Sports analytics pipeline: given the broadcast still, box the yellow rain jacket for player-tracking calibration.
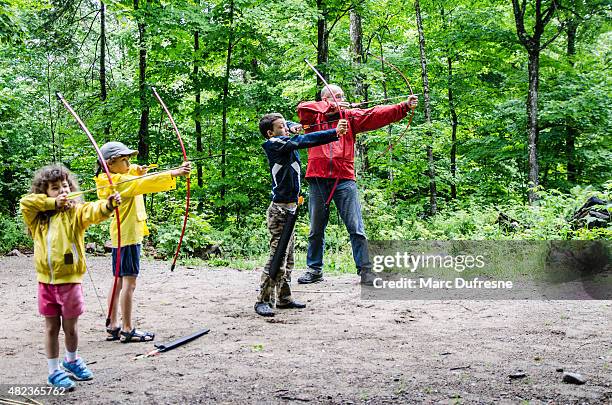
[95,165,176,247]
[20,194,113,285]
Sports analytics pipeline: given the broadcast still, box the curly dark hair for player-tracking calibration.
[30,164,80,196]
[27,165,82,229]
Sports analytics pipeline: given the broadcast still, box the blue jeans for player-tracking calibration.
[306,179,372,275]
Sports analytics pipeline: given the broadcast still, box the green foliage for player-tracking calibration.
[208,212,270,258]
[358,184,611,242]
[0,213,31,254]
[0,0,609,263]
[150,211,216,259]
[161,184,610,274]
[85,222,110,247]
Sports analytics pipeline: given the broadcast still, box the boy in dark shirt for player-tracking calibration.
[255,113,348,317]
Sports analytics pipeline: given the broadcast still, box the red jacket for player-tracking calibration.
[297,100,409,180]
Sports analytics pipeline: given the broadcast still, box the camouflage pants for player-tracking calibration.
[257,202,295,306]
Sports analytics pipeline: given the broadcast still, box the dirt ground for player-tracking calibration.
[0,255,610,404]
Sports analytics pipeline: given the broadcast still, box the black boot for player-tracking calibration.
[359,270,379,286]
[297,271,323,284]
[276,300,307,309]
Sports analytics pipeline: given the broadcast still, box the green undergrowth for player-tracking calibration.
[3,185,610,277]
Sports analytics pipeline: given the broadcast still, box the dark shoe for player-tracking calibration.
[105,327,121,341]
[298,272,323,284]
[120,328,155,343]
[276,300,306,309]
[360,270,379,286]
[254,302,274,317]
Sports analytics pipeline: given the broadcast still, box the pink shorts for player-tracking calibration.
[38,283,85,319]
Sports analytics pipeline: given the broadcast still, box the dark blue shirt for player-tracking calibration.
[262,128,338,203]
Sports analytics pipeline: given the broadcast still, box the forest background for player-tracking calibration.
[0,0,610,272]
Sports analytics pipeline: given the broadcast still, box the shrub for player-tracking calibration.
[0,213,32,254]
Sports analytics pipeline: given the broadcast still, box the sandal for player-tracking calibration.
[106,327,121,341]
[120,328,155,343]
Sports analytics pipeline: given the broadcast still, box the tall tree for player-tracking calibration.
[441,6,458,199]
[135,0,149,164]
[350,8,369,173]
[315,0,351,90]
[559,0,609,183]
[511,0,561,204]
[220,0,235,216]
[376,36,395,189]
[194,30,203,189]
[564,16,577,182]
[99,1,110,138]
[415,0,437,215]
[316,0,328,89]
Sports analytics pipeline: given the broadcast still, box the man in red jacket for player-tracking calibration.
[297,84,418,285]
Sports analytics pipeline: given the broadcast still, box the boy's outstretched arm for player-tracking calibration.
[76,192,122,229]
[271,122,347,153]
[287,121,303,134]
[96,162,191,198]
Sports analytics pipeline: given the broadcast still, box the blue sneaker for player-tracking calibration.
[47,369,76,390]
[62,358,93,381]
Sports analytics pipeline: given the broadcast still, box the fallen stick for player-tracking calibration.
[292,290,344,293]
[450,365,471,371]
[0,398,32,405]
[20,397,42,405]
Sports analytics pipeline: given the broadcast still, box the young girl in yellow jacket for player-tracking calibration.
[95,141,190,343]
[20,165,121,390]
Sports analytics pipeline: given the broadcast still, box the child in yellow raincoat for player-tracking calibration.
[21,164,121,389]
[95,141,190,343]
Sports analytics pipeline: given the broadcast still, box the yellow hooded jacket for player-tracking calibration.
[95,165,176,247]
[20,194,113,285]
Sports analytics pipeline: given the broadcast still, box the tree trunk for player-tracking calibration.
[46,55,56,162]
[511,0,558,204]
[350,9,369,173]
[448,56,458,200]
[415,0,437,215]
[135,0,149,164]
[194,30,203,189]
[442,6,458,200]
[565,19,578,182]
[220,0,235,218]
[349,10,364,97]
[316,0,328,95]
[377,37,394,190]
[100,1,110,138]
[526,50,540,203]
